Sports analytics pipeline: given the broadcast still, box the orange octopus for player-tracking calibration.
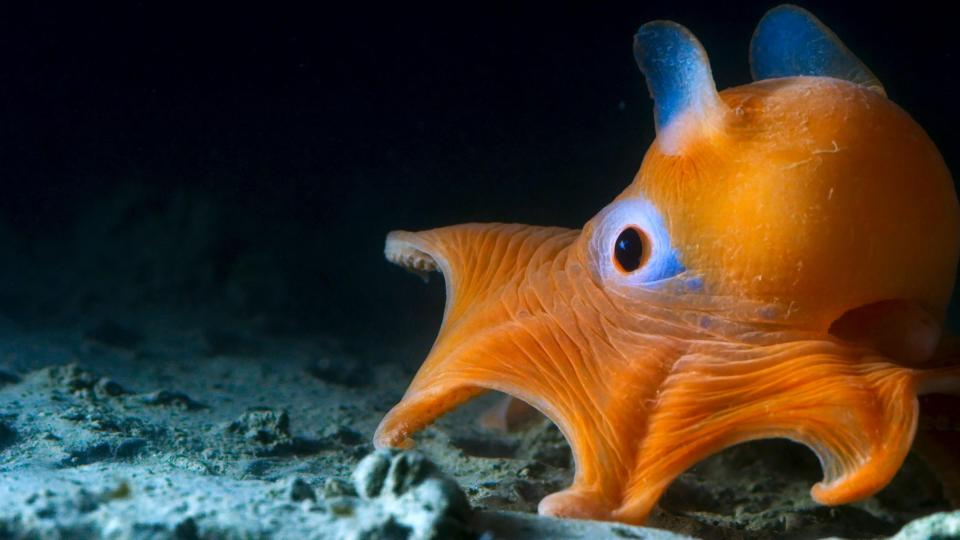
[375,5,960,524]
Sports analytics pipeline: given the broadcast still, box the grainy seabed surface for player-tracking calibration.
[0,186,955,539]
[0,320,954,539]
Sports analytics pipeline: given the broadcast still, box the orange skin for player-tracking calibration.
[375,11,960,526]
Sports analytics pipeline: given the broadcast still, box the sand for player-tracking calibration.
[0,318,954,539]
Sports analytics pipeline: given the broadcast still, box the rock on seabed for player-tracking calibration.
[890,511,960,540]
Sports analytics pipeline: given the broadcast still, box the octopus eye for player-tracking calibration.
[592,199,684,286]
[614,227,646,273]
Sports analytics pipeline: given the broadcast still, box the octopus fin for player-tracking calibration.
[750,5,886,96]
[633,21,727,155]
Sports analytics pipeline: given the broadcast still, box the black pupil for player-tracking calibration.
[615,228,644,272]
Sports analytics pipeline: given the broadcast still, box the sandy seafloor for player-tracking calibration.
[0,319,956,540]
[0,186,957,540]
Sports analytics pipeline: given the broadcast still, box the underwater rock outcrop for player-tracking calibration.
[329,448,474,540]
[890,510,960,539]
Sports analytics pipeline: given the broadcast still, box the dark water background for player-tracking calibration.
[0,1,957,357]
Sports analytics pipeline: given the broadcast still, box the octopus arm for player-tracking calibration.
[614,349,931,522]
[385,223,577,330]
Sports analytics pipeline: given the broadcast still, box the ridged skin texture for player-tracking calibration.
[376,45,960,528]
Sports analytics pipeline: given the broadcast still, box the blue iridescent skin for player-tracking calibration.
[750,5,885,95]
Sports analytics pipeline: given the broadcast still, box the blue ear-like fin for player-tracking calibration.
[750,5,885,96]
[633,21,726,155]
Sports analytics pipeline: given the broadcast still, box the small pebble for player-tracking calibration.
[322,478,356,498]
[287,477,316,502]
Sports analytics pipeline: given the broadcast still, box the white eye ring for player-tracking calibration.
[589,198,686,288]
